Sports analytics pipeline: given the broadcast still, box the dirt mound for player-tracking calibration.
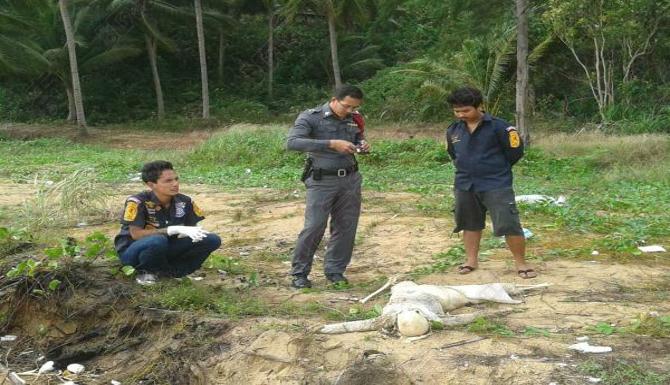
[0,262,231,385]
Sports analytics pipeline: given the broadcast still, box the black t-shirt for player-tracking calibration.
[113,191,205,254]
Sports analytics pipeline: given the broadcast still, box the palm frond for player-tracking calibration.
[0,36,51,74]
[528,34,554,65]
[151,1,194,19]
[351,44,380,57]
[343,58,384,72]
[202,8,237,28]
[80,46,142,72]
[107,0,134,13]
[140,16,176,52]
[418,79,448,99]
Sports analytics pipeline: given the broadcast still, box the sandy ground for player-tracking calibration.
[1,177,669,385]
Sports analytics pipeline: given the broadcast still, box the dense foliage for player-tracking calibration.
[1,0,669,131]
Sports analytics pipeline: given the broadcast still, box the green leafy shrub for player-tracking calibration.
[186,126,302,169]
[0,227,30,257]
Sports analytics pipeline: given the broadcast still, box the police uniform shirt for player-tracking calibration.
[286,103,361,170]
[113,191,205,254]
[446,113,524,192]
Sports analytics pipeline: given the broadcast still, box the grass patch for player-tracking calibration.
[579,359,670,385]
[589,321,621,336]
[204,254,251,275]
[522,326,551,337]
[0,137,151,182]
[144,280,269,317]
[625,313,670,337]
[0,227,31,258]
[16,169,116,234]
[535,132,669,172]
[410,245,469,277]
[467,316,515,337]
[2,127,670,261]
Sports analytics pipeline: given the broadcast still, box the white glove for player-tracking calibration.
[166,225,210,242]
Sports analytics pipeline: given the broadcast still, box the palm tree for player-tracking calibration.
[194,0,209,118]
[515,0,530,144]
[283,0,369,89]
[59,0,87,133]
[264,0,276,99]
[0,0,141,124]
[398,23,517,116]
[105,0,186,119]
[200,1,238,86]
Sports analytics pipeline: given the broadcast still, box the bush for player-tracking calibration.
[211,94,272,123]
[361,66,450,122]
[186,126,303,169]
[362,138,449,166]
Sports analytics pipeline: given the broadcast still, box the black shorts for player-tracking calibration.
[453,187,523,236]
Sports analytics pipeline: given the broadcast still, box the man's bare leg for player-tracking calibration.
[462,230,482,270]
[505,235,536,278]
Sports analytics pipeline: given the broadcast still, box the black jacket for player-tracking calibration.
[446,113,524,192]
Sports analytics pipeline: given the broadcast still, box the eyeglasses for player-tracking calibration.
[337,100,360,112]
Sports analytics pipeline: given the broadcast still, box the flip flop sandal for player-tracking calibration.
[458,265,477,275]
[517,269,537,279]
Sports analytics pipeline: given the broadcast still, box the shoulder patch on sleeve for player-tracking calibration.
[192,201,204,217]
[509,130,521,148]
[123,201,139,221]
[506,126,517,132]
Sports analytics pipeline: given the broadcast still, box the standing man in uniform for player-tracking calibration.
[287,84,370,288]
[445,86,537,279]
[114,160,221,285]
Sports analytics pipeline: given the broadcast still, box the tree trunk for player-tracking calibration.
[267,9,274,99]
[194,0,209,119]
[65,83,75,122]
[515,0,530,145]
[326,10,342,89]
[59,0,87,135]
[145,34,165,119]
[218,28,225,84]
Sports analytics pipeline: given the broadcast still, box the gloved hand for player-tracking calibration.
[166,225,209,242]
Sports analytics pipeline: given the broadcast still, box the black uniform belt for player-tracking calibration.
[317,164,358,177]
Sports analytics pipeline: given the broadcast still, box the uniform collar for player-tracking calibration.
[148,190,175,209]
[322,102,335,118]
[322,102,352,120]
[458,112,492,129]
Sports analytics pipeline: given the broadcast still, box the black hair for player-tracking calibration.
[447,86,483,108]
[334,84,364,100]
[141,160,174,183]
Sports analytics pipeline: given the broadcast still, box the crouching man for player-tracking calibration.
[114,160,221,285]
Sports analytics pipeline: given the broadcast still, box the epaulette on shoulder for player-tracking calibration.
[307,107,322,114]
[175,193,191,202]
[127,196,142,203]
[490,116,506,123]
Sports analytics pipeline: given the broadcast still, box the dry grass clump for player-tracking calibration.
[18,169,116,232]
[535,132,668,166]
[535,132,670,181]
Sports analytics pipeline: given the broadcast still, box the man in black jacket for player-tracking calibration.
[446,86,536,279]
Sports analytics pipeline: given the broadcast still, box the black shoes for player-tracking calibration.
[291,274,348,288]
[326,273,348,285]
[291,275,312,289]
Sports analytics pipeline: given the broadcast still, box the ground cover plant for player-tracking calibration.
[2,126,669,258]
[0,125,669,384]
